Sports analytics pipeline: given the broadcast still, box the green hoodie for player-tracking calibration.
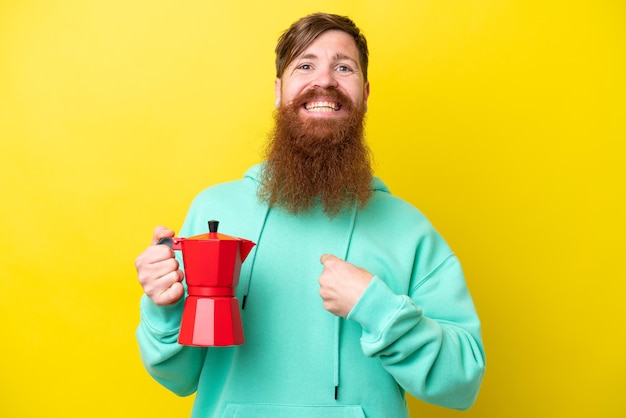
[137,164,485,417]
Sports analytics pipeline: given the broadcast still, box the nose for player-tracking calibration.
[313,67,338,89]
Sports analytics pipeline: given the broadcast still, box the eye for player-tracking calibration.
[297,64,312,70]
[336,65,353,73]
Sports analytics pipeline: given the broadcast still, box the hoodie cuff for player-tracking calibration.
[347,276,408,338]
[140,294,185,338]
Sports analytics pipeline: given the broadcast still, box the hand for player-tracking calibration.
[135,226,185,306]
[318,254,374,317]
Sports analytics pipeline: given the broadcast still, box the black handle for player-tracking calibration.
[157,237,173,248]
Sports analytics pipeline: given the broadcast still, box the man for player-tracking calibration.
[135,12,485,418]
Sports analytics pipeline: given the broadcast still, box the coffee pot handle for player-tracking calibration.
[157,237,182,250]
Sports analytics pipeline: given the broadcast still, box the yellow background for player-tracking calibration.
[1,0,624,416]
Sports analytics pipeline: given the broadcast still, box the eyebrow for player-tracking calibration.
[297,52,358,65]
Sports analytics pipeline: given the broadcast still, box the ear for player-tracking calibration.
[274,78,282,108]
[363,81,370,111]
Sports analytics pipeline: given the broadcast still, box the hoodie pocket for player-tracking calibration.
[221,403,365,418]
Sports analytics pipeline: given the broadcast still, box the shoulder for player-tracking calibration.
[362,178,451,254]
[181,164,265,237]
[190,164,262,207]
[366,177,431,227]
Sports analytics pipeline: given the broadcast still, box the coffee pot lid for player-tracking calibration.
[181,220,239,242]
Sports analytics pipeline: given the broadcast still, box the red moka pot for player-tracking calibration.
[165,220,255,346]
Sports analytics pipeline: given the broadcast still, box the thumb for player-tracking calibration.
[151,225,175,245]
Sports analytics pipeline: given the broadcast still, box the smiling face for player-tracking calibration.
[261,23,373,217]
[274,30,370,120]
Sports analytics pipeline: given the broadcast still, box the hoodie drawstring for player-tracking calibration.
[334,204,358,400]
[241,205,270,310]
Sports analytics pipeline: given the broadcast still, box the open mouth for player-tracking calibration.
[304,101,342,112]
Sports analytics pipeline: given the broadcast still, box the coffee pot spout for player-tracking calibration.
[239,239,256,261]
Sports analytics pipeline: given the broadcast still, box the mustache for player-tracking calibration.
[289,87,354,111]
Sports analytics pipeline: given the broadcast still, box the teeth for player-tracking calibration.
[305,101,340,111]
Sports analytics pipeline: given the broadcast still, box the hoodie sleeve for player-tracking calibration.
[347,253,486,410]
[136,295,207,396]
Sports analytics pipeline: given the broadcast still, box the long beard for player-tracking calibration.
[259,87,373,217]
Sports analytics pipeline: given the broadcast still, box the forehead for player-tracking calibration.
[293,30,360,64]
